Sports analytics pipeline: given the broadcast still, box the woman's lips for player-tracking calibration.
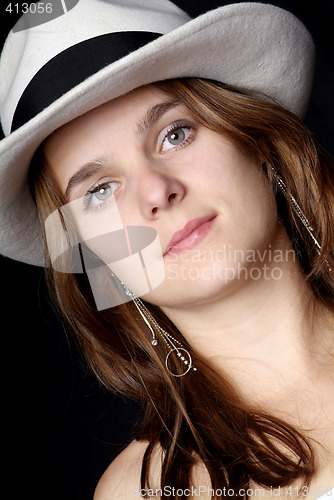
[163,215,217,256]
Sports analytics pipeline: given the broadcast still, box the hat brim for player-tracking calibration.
[0,2,314,266]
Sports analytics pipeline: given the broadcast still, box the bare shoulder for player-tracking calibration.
[93,439,152,500]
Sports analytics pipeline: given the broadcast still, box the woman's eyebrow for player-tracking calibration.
[65,160,106,200]
[136,99,180,134]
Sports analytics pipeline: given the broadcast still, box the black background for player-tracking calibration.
[1,1,333,499]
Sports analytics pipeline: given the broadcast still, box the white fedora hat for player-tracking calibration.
[0,0,314,266]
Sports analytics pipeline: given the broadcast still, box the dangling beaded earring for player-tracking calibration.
[120,282,197,377]
[271,168,321,251]
[271,166,332,273]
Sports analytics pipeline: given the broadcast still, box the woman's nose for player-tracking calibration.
[133,164,185,219]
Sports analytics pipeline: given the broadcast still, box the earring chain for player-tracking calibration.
[121,283,197,376]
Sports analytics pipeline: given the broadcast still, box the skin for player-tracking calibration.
[43,85,334,498]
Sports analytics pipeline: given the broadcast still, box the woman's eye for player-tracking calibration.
[160,125,193,152]
[93,184,113,202]
[84,181,120,211]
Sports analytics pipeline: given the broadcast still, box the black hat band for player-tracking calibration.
[11,31,161,133]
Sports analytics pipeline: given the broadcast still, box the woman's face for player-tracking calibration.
[43,84,281,310]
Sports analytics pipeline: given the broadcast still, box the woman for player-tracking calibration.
[0,0,333,498]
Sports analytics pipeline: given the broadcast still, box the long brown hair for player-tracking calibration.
[32,78,334,497]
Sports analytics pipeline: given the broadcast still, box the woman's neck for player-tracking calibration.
[161,233,334,418]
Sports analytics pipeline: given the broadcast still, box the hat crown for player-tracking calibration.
[0,0,190,136]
